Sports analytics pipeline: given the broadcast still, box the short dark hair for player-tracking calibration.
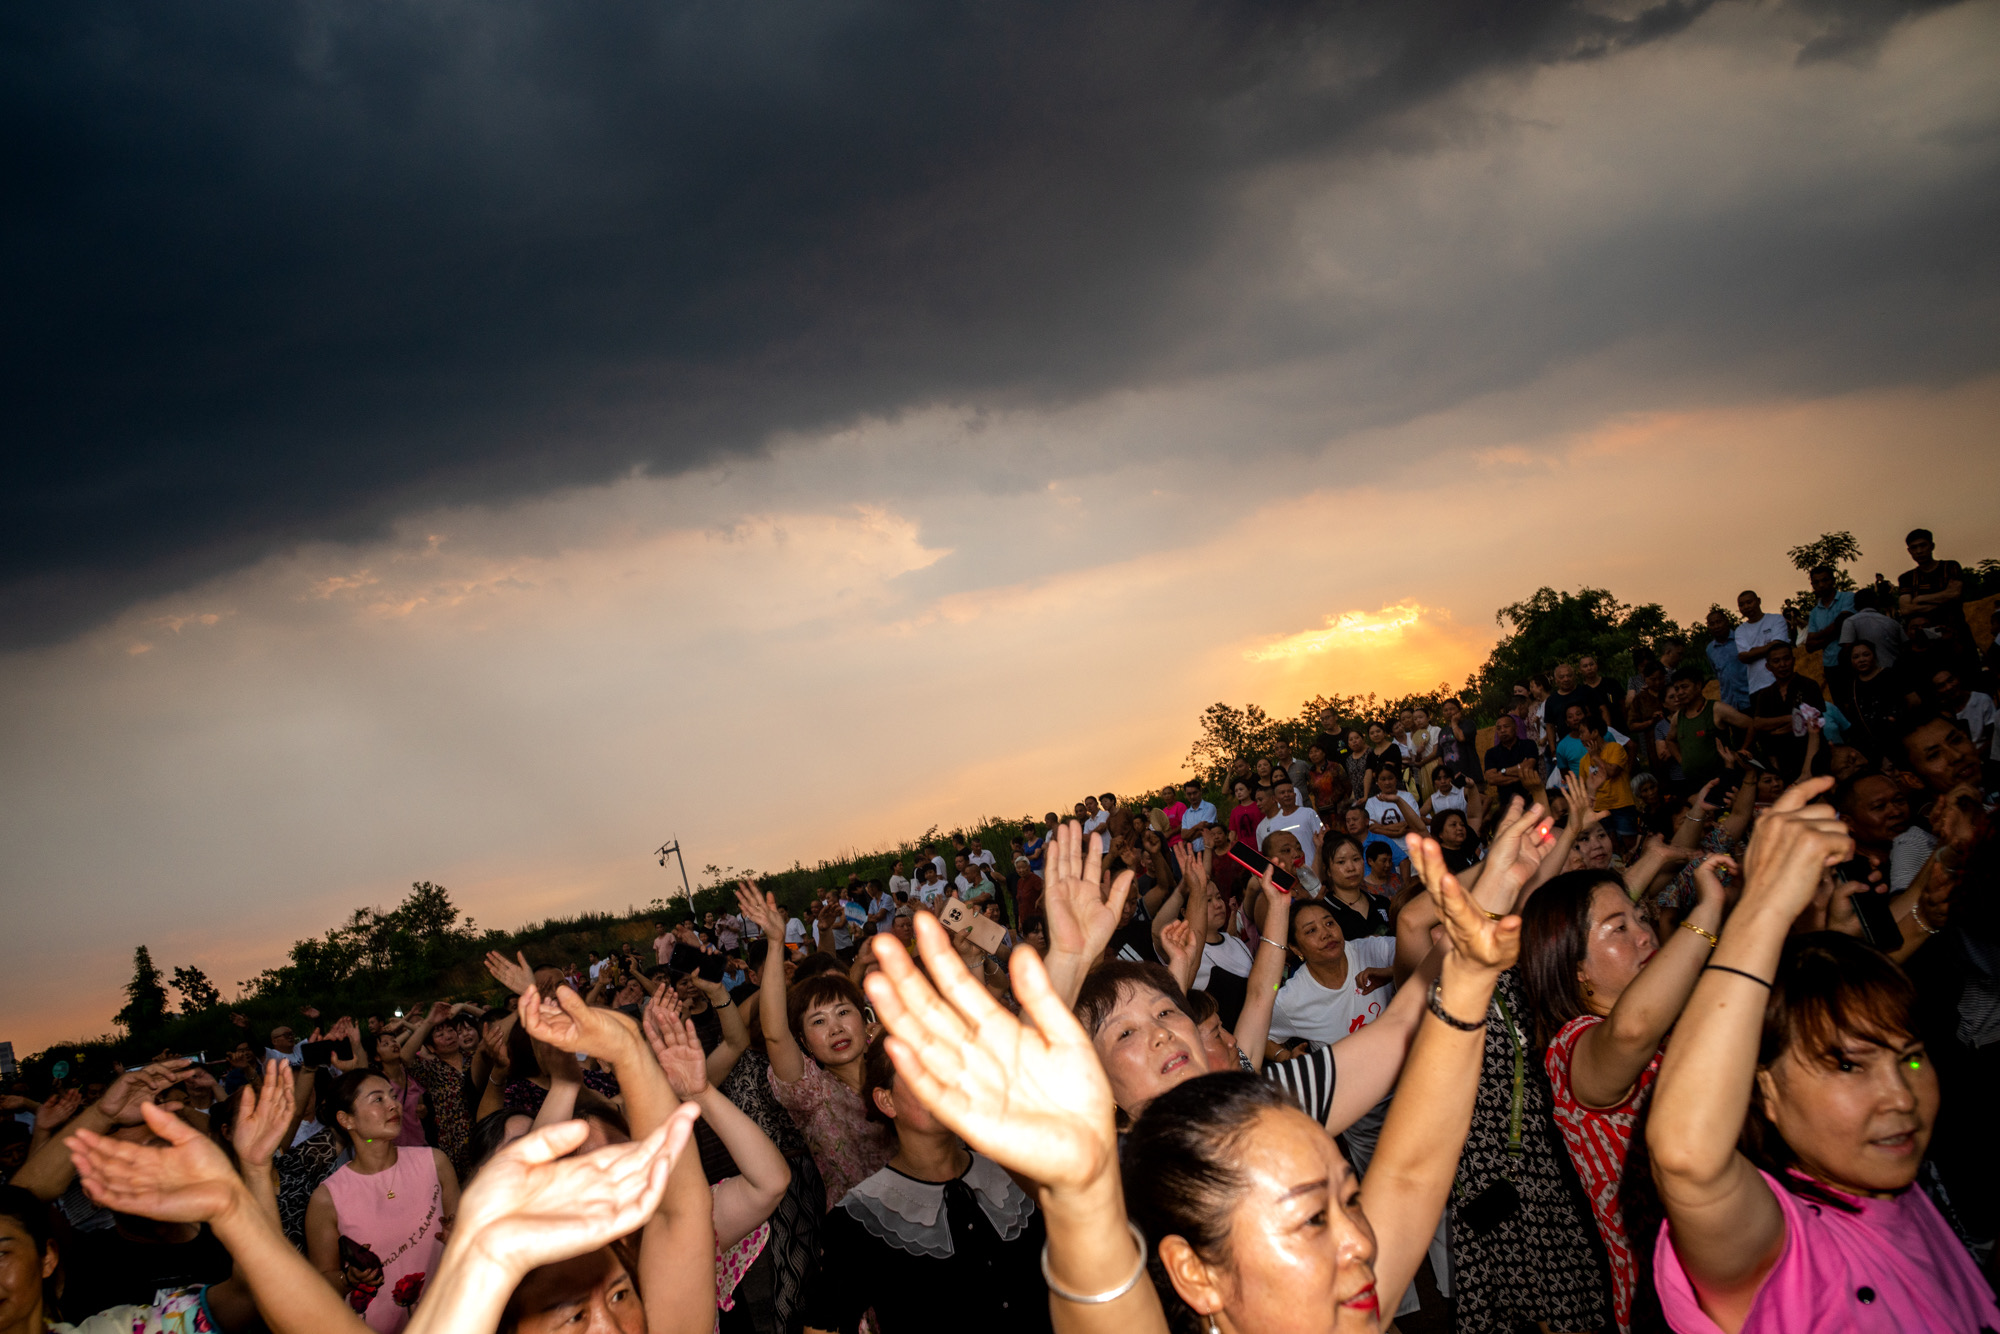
[1809,563,1836,579]
[786,972,869,1049]
[1073,961,1191,1041]
[1906,528,1933,544]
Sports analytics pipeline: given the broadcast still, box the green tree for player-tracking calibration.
[169,964,221,1016]
[1781,530,1862,629]
[115,946,170,1039]
[1462,587,1678,721]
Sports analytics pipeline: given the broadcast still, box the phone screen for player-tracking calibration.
[1224,843,1299,895]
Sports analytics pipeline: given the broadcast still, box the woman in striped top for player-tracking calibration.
[1520,855,1728,1333]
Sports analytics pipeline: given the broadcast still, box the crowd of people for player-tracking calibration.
[3,527,1998,1334]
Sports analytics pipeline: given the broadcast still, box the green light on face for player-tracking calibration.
[1906,1056,1924,1071]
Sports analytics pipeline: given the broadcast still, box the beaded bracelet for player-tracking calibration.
[1427,979,1488,1031]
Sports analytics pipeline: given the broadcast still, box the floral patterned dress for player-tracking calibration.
[767,1056,895,1210]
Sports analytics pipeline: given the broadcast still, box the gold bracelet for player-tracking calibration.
[1680,919,1719,949]
[1479,906,1504,922]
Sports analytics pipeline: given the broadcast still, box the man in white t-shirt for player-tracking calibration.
[913,864,946,907]
[783,913,807,954]
[1255,780,1324,868]
[1268,902,1397,1046]
[966,839,997,871]
[1838,590,1906,669]
[1732,590,1792,695]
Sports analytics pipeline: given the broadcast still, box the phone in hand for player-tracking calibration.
[1222,842,1300,896]
[937,898,1010,953]
[1835,858,1901,951]
[301,1038,352,1066]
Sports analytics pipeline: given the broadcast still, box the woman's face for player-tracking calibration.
[431,1020,462,1057]
[1367,723,1386,745]
[1755,771,1786,805]
[510,1248,645,1334]
[1206,893,1230,934]
[1291,905,1348,968]
[1308,746,1326,767]
[1365,849,1393,881]
[1024,922,1048,953]
[1575,882,1658,1011]
[1438,814,1467,849]
[1759,1027,1936,1199]
[1850,642,1877,674]
[1256,759,1274,782]
[1171,1107,1381,1333]
[800,996,869,1068]
[0,1215,55,1328]
[340,1076,402,1143]
[1092,983,1205,1116]
[1346,731,1364,752]
[1577,824,1615,871]
[1234,781,1253,804]
[375,1030,402,1063]
[1842,775,1911,846]
[1194,1015,1239,1072]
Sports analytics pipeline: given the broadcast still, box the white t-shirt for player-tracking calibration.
[1734,613,1792,694]
[1192,933,1256,993]
[1268,936,1398,1045]
[915,880,945,907]
[1365,794,1418,835]
[1839,608,1906,669]
[1954,691,1996,751]
[784,917,807,947]
[968,849,997,869]
[1256,806,1324,858]
[1428,788,1468,815]
[889,873,912,898]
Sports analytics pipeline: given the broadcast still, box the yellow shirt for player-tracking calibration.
[1586,741,1636,811]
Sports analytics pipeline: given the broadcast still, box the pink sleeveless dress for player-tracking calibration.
[324,1149,447,1333]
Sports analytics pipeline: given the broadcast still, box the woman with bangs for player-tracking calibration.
[736,882,894,1209]
[1646,778,1999,1333]
[860,829,1519,1334]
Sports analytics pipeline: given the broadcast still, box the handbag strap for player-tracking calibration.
[1492,989,1526,1161]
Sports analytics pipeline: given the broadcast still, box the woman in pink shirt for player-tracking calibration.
[1646,779,1999,1334]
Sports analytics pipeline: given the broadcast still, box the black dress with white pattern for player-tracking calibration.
[1448,968,1612,1334]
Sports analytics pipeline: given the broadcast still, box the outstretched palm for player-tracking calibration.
[454,1113,697,1277]
[233,1060,297,1167]
[485,950,536,996]
[1039,820,1131,961]
[865,915,1116,1192]
[1465,798,1550,918]
[733,882,787,940]
[69,1102,237,1224]
[1406,835,1520,973]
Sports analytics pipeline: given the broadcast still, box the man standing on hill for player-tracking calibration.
[1898,527,1975,663]
[1256,779,1324,870]
[1704,607,1752,710]
[1178,778,1216,853]
[1732,589,1791,695]
[1801,563,1856,672]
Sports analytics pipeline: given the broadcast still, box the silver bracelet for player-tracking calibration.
[1041,1220,1148,1304]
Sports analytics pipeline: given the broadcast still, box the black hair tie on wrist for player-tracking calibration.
[1703,963,1772,988]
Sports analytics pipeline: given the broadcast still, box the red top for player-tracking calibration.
[1546,1013,1660,1334]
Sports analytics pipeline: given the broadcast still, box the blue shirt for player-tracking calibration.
[1706,635,1752,710]
[1805,590,1856,671]
[1555,735,1587,776]
[1181,799,1217,851]
[1024,834,1048,875]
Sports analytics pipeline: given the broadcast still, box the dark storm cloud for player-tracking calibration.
[0,0,1969,645]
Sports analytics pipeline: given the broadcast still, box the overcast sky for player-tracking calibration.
[5,0,1999,1053]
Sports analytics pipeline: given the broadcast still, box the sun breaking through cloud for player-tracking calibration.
[1244,603,1426,662]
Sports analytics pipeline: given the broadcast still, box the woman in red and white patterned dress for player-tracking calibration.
[1520,855,1728,1334]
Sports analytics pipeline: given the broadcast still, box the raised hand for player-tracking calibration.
[641,1006,708,1102]
[733,882,787,940]
[425,1000,455,1027]
[517,983,635,1062]
[233,1060,298,1168]
[1406,834,1521,975]
[1691,852,1737,910]
[1465,798,1552,916]
[34,1088,82,1133]
[1156,918,1198,988]
[97,1059,196,1126]
[450,1112,698,1278]
[864,914,1117,1193]
[1039,819,1133,965]
[69,1101,239,1223]
[1563,769,1605,829]
[1736,777,1851,922]
[484,950,536,996]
